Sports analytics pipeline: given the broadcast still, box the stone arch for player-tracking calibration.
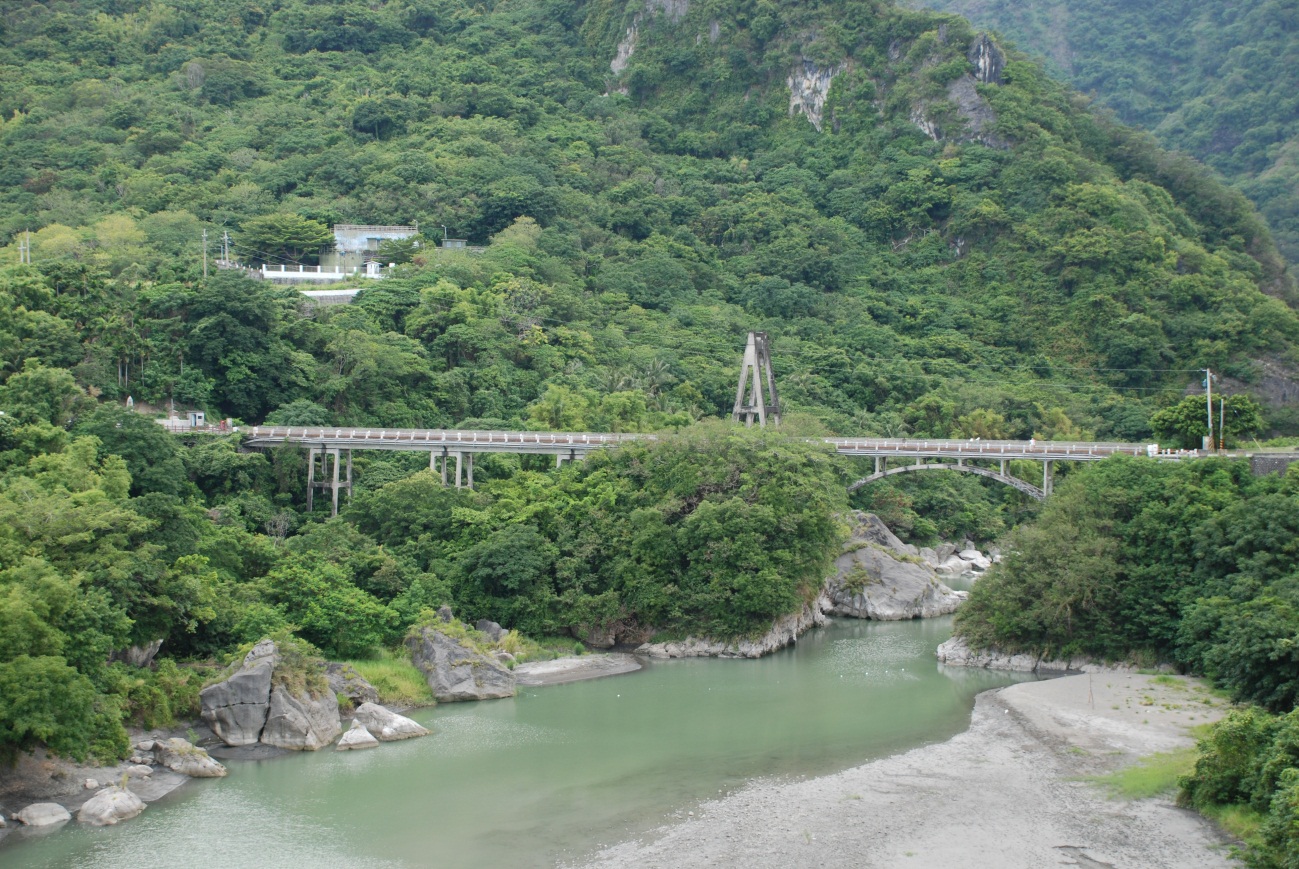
[847,462,1045,500]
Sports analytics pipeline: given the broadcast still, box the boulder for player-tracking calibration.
[200,639,277,746]
[125,765,153,778]
[261,684,342,751]
[336,722,380,751]
[77,786,146,827]
[14,803,71,827]
[827,515,963,620]
[475,619,506,642]
[959,549,992,571]
[154,738,228,777]
[326,662,380,708]
[352,702,430,741]
[406,627,516,702]
[83,779,100,790]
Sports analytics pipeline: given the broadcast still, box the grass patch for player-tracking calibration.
[343,651,434,707]
[1089,747,1199,799]
[1200,802,1264,846]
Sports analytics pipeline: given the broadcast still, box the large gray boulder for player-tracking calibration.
[326,662,379,708]
[352,702,430,741]
[200,639,276,746]
[14,803,70,827]
[77,786,146,826]
[336,721,380,751]
[826,513,964,620]
[406,627,516,702]
[261,684,342,751]
[154,738,227,777]
[201,639,342,750]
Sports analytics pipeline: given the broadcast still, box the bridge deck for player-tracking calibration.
[234,426,1178,462]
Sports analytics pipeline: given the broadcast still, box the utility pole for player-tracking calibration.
[202,228,208,278]
[223,230,231,264]
[732,331,780,427]
[1204,369,1214,452]
[1219,396,1226,451]
[17,230,31,264]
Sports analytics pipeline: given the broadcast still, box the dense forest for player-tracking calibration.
[913,0,1299,266]
[1,4,1298,857]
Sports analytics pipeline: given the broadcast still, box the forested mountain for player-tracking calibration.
[912,0,1299,266]
[2,0,1299,764]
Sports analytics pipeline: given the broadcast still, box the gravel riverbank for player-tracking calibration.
[572,673,1234,869]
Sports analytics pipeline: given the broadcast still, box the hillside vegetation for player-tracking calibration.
[0,0,1298,769]
[914,0,1299,266]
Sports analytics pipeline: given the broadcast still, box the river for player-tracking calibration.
[1,616,1032,869]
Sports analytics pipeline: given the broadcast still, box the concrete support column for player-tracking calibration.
[874,456,881,475]
[306,447,316,513]
[556,453,564,468]
[454,451,463,488]
[466,452,474,489]
[440,449,448,487]
[346,450,353,506]
[1043,460,1054,497]
[331,448,341,517]
[1000,459,1007,476]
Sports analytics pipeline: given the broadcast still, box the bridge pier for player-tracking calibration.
[306,447,352,517]
[1043,460,1054,497]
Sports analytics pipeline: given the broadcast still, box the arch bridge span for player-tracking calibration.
[176,425,1178,514]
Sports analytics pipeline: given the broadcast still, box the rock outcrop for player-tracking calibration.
[200,639,277,746]
[154,738,228,777]
[787,60,843,132]
[262,684,342,751]
[200,639,342,750]
[77,786,145,826]
[825,513,965,620]
[407,627,517,702]
[336,722,380,751]
[635,597,829,659]
[326,662,379,708]
[352,702,430,741]
[14,803,71,826]
[935,636,1156,674]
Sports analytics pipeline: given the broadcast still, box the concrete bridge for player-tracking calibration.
[235,426,1179,515]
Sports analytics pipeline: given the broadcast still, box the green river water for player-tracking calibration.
[1,615,1031,869]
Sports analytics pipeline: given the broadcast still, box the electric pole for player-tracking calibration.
[17,230,31,264]
[1204,369,1214,452]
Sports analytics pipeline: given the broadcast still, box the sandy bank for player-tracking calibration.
[571,673,1234,869]
[514,653,642,686]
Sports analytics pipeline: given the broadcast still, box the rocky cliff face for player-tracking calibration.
[825,513,966,620]
[935,636,1156,674]
[787,60,843,132]
[635,596,830,659]
[406,627,517,701]
[200,639,342,750]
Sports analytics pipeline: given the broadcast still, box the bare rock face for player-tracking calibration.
[635,597,829,659]
[326,662,380,708]
[352,703,430,741]
[969,33,1006,85]
[262,684,342,751]
[14,803,71,827]
[936,636,1149,675]
[200,639,277,746]
[77,786,146,826]
[201,639,342,750]
[406,627,516,702]
[155,738,228,777]
[336,721,380,751]
[825,513,964,621]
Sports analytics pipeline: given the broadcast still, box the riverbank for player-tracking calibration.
[571,673,1234,868]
